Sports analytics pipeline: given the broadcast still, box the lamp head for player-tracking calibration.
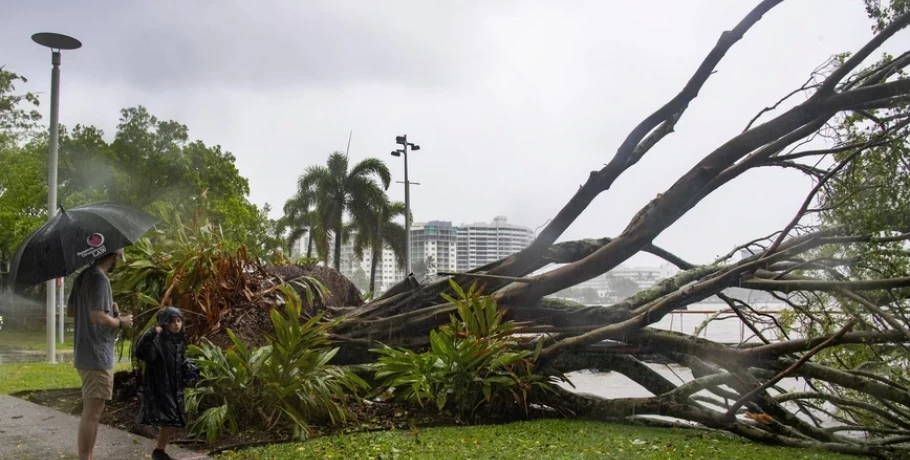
[32,33,82,50]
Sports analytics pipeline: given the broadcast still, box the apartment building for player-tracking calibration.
[410,221,458,277]
[455,216,534,271]
[338,231,405,294]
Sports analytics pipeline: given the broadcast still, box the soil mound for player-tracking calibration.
[207,263,363,349]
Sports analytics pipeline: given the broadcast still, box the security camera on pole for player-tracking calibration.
[391,135,420,276]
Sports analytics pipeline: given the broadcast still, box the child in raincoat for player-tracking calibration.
[135,307,198,460]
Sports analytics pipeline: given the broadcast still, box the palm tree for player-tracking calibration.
[281,190,332,262]
[298,152,391,270]
[352,198,407,293]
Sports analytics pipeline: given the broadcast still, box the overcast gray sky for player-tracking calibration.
[3,0,904,266]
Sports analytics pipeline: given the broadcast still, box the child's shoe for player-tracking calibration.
[152,448,175,460]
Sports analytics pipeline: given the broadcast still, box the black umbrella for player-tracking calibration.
[7,201,160,289]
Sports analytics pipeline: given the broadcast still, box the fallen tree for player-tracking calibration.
[102,1,910,455]
[316,1,910,456]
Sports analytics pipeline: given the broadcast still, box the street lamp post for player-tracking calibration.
[32,32,82,364]
[391,135,420,276]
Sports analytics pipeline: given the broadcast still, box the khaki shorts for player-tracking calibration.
[77,368,114,401]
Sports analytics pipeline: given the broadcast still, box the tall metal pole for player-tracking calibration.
[45,50,61,363]
[32,32,80,364]
[403,137,411,275]
[58,278,64,344]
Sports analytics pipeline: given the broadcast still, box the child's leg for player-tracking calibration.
[157,426,175,450]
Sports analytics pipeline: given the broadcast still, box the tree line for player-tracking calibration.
[1,64,410,297]
[0,69,280,272]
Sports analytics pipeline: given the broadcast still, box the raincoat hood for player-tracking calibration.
[156,306,183,329]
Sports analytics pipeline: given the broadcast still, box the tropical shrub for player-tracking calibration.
[372,280,565,421]
[111,205,327,347]
[185,285,368,442]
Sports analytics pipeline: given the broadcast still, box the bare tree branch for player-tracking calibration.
[725,320,857,417]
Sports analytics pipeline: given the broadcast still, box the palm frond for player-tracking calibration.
[349,157,392,190]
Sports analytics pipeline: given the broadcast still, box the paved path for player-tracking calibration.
[0,394,209,459]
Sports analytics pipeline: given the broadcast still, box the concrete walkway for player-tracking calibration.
[0,394,209,459]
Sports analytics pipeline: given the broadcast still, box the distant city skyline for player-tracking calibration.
[292,216,535,294]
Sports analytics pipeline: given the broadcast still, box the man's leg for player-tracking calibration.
[78,398,105,460]
[156,426,175,450]
[77,368,113,460]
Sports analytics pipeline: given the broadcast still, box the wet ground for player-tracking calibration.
[0,393,209,459]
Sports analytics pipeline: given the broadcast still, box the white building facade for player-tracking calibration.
[288,216,535,295]
[455,216,534,271]
[339,231,405,294]
[410,221,458,277]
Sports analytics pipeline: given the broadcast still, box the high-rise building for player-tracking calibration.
[338,231,405,294]
[410,221,458,278]
[291,216,533,293]
[455,216,534,271]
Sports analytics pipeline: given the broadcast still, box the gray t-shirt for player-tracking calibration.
[71,266,117,370]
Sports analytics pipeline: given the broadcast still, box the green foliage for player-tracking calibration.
[372,280,564,421]
[112,207,327,348]
[217,418,854,460]
[186,286,368,443]
[0,362,131,395]
[1,96,278,264]
[0,147,46,266]
[790,6,910,432]
[0,66,41,148]
[0,67,45,266]
[295,256,321,266]
[864,0,910,32]
[297,152,392,270]
[350,198,407,291]
[111,206,236,306]
[276,190,331,262]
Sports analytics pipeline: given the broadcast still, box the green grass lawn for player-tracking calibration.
[0,329,132,355]
[0,329,76,351]
[0,361,132,394]
[216,419,860,460]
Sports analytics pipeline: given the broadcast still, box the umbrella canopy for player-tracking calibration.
[7,201,160,289]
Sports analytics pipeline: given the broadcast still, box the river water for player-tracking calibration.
[556,302,856,432]
[560,302,799,400]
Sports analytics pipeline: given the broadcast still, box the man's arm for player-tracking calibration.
[84,273,133,329]
[89,310,123,329]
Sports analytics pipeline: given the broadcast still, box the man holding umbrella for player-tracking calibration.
[70,248,133,460]
[7,201,159,459]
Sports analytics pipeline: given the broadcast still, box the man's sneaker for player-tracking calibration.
[152,449,175,460]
